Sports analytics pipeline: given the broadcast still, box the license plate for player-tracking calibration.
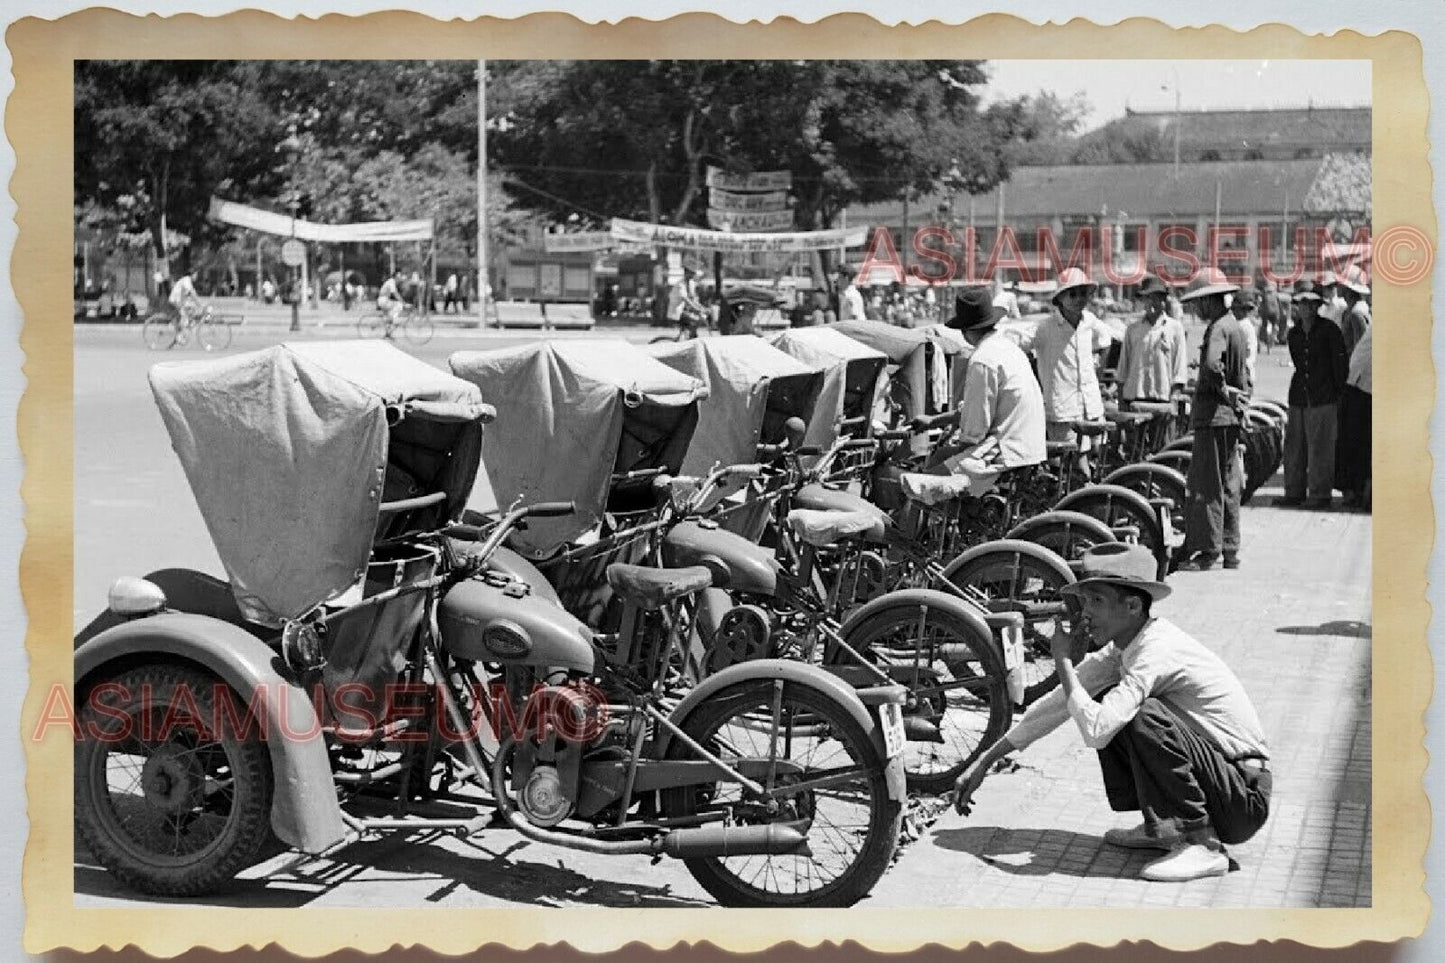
[1001,622,1024,672]
[879,703,905,758]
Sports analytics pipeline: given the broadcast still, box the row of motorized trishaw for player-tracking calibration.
[73,318,1287,907]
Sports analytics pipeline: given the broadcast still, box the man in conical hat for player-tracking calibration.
[1176,267,1250,571]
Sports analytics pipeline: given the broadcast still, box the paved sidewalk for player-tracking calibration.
[872,478,1372,908]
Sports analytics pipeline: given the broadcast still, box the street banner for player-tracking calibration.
[708,187,790,213]
[610,218,866,253]
[705,166,792,192]
[706,208,796,232]
[542,231,617,253]
[208,197,433,242]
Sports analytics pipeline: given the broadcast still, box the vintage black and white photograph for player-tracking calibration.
[67,53,1375,917]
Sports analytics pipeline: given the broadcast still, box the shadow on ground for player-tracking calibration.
[928,826,1156,878]
[1275,620,1372,638]
[76,829,710,908]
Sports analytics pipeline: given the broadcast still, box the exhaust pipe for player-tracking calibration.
[662,822,812,859]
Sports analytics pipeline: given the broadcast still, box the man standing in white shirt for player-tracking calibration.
[1014,268,1113,473]
[953,543,1271,882]
[837,264,866,322]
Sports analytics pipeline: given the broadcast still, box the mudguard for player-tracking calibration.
[659,658,906,803]
[837,587,1002,671]
[1004,510,1117,550]
[74,612,348,854]
[1056,484,1165,545]
[941,537,1077,589]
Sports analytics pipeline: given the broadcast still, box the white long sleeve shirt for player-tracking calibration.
[1005,616,1269,762]
[1014,309,1112,422]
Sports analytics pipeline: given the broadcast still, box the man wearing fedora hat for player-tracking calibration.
[919,286,1046,484]
[953,543,1271,882]
[1279,279,1349,509]
[1176,268,1251,571]
[1115,274,1189,410]
[1014,267,1114,472]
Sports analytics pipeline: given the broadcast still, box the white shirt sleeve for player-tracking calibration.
[1065,632,1172,749]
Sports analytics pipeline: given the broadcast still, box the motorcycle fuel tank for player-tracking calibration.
[663,519,780,597]
[438,577,595,673]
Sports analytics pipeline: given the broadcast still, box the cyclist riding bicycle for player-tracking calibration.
[666,266,706,336]
[167,272,202,327]
[376,269,407,330]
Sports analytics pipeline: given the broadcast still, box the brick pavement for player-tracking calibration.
[872,473,1372,908]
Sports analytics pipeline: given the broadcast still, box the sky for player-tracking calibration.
[981,60,1371,130]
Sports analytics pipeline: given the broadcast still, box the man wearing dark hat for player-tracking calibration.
[921,286,1046,481]
[952,543,1271,882]
[1115,274,1188,408]
[1176,269,1251,571]
[1279,279,1349,509]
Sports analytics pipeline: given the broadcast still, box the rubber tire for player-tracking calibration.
[944,542,1076,707]
[842,601,1011,794]
[660,679,901,907]
[357,315,387,339]
[1104,463,1188,531]
[142,315,178,351]
[403,315,435,346]
[1147,449,1193,476]
[75,663,274,897]
[1057,484,1167,574]
[198,318,232,352]
[1006,510,1117,563]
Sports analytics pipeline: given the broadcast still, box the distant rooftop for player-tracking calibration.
[1122,104,1370,155]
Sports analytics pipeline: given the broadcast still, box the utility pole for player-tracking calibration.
[477,59,489,319]
[1172,66,1182,177]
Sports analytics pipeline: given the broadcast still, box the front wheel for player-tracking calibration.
[402,314,434,345]
[842,602,1011,794]
[142,315,178,351]
[944,541,1076,707]
[660,679,901,907]
[75,664,274,896]
[197,317,232,352]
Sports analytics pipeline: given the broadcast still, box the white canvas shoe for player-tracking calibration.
[1139,843,1230,882]
[1103,821,1181,851]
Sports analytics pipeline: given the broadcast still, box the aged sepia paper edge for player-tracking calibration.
[13,9,1432,955]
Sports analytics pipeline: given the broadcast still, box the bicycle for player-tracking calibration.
[142,303,233,352]
[649,306,707,344]
[358,304,435,345]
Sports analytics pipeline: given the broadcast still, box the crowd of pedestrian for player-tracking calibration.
[934,260,1370,885]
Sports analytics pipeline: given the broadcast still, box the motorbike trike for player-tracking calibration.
[74,341,906,908]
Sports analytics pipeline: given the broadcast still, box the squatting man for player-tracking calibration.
[951,543,1272,882]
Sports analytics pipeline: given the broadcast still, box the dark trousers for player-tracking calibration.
[1184,424,1242,559]
[1284,403,1339,501]
[1097,698,1271,845]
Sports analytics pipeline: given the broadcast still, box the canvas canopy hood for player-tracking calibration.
[149,341,491,625]
[645,335,823,476]
[828,320,950,419]
[450,340,706,557]
[769,327,887,448]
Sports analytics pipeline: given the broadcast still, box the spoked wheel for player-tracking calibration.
[75,664,274,896]
[842,602,1011,794]
[403,314,435,345]
[1104,463,1188,534]
[945,541,1076,707]
[661,679,901,907]
[357,315,388,339]
[1006,510,1117,565]
[142,315,178,351]
[1057,484,1167,566]
[197,317,232,352]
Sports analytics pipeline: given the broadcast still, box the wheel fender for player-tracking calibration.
[1002,511,1117,549]
[74,612,348,854]
[1103,463,1189,497]
[838,587,1001,679]
[940,537,1077,588]
[660,658,906,803]
[1056,484,1165,546]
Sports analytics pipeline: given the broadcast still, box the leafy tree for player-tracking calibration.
[74,61,285,268]
[490,60,1008,232]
